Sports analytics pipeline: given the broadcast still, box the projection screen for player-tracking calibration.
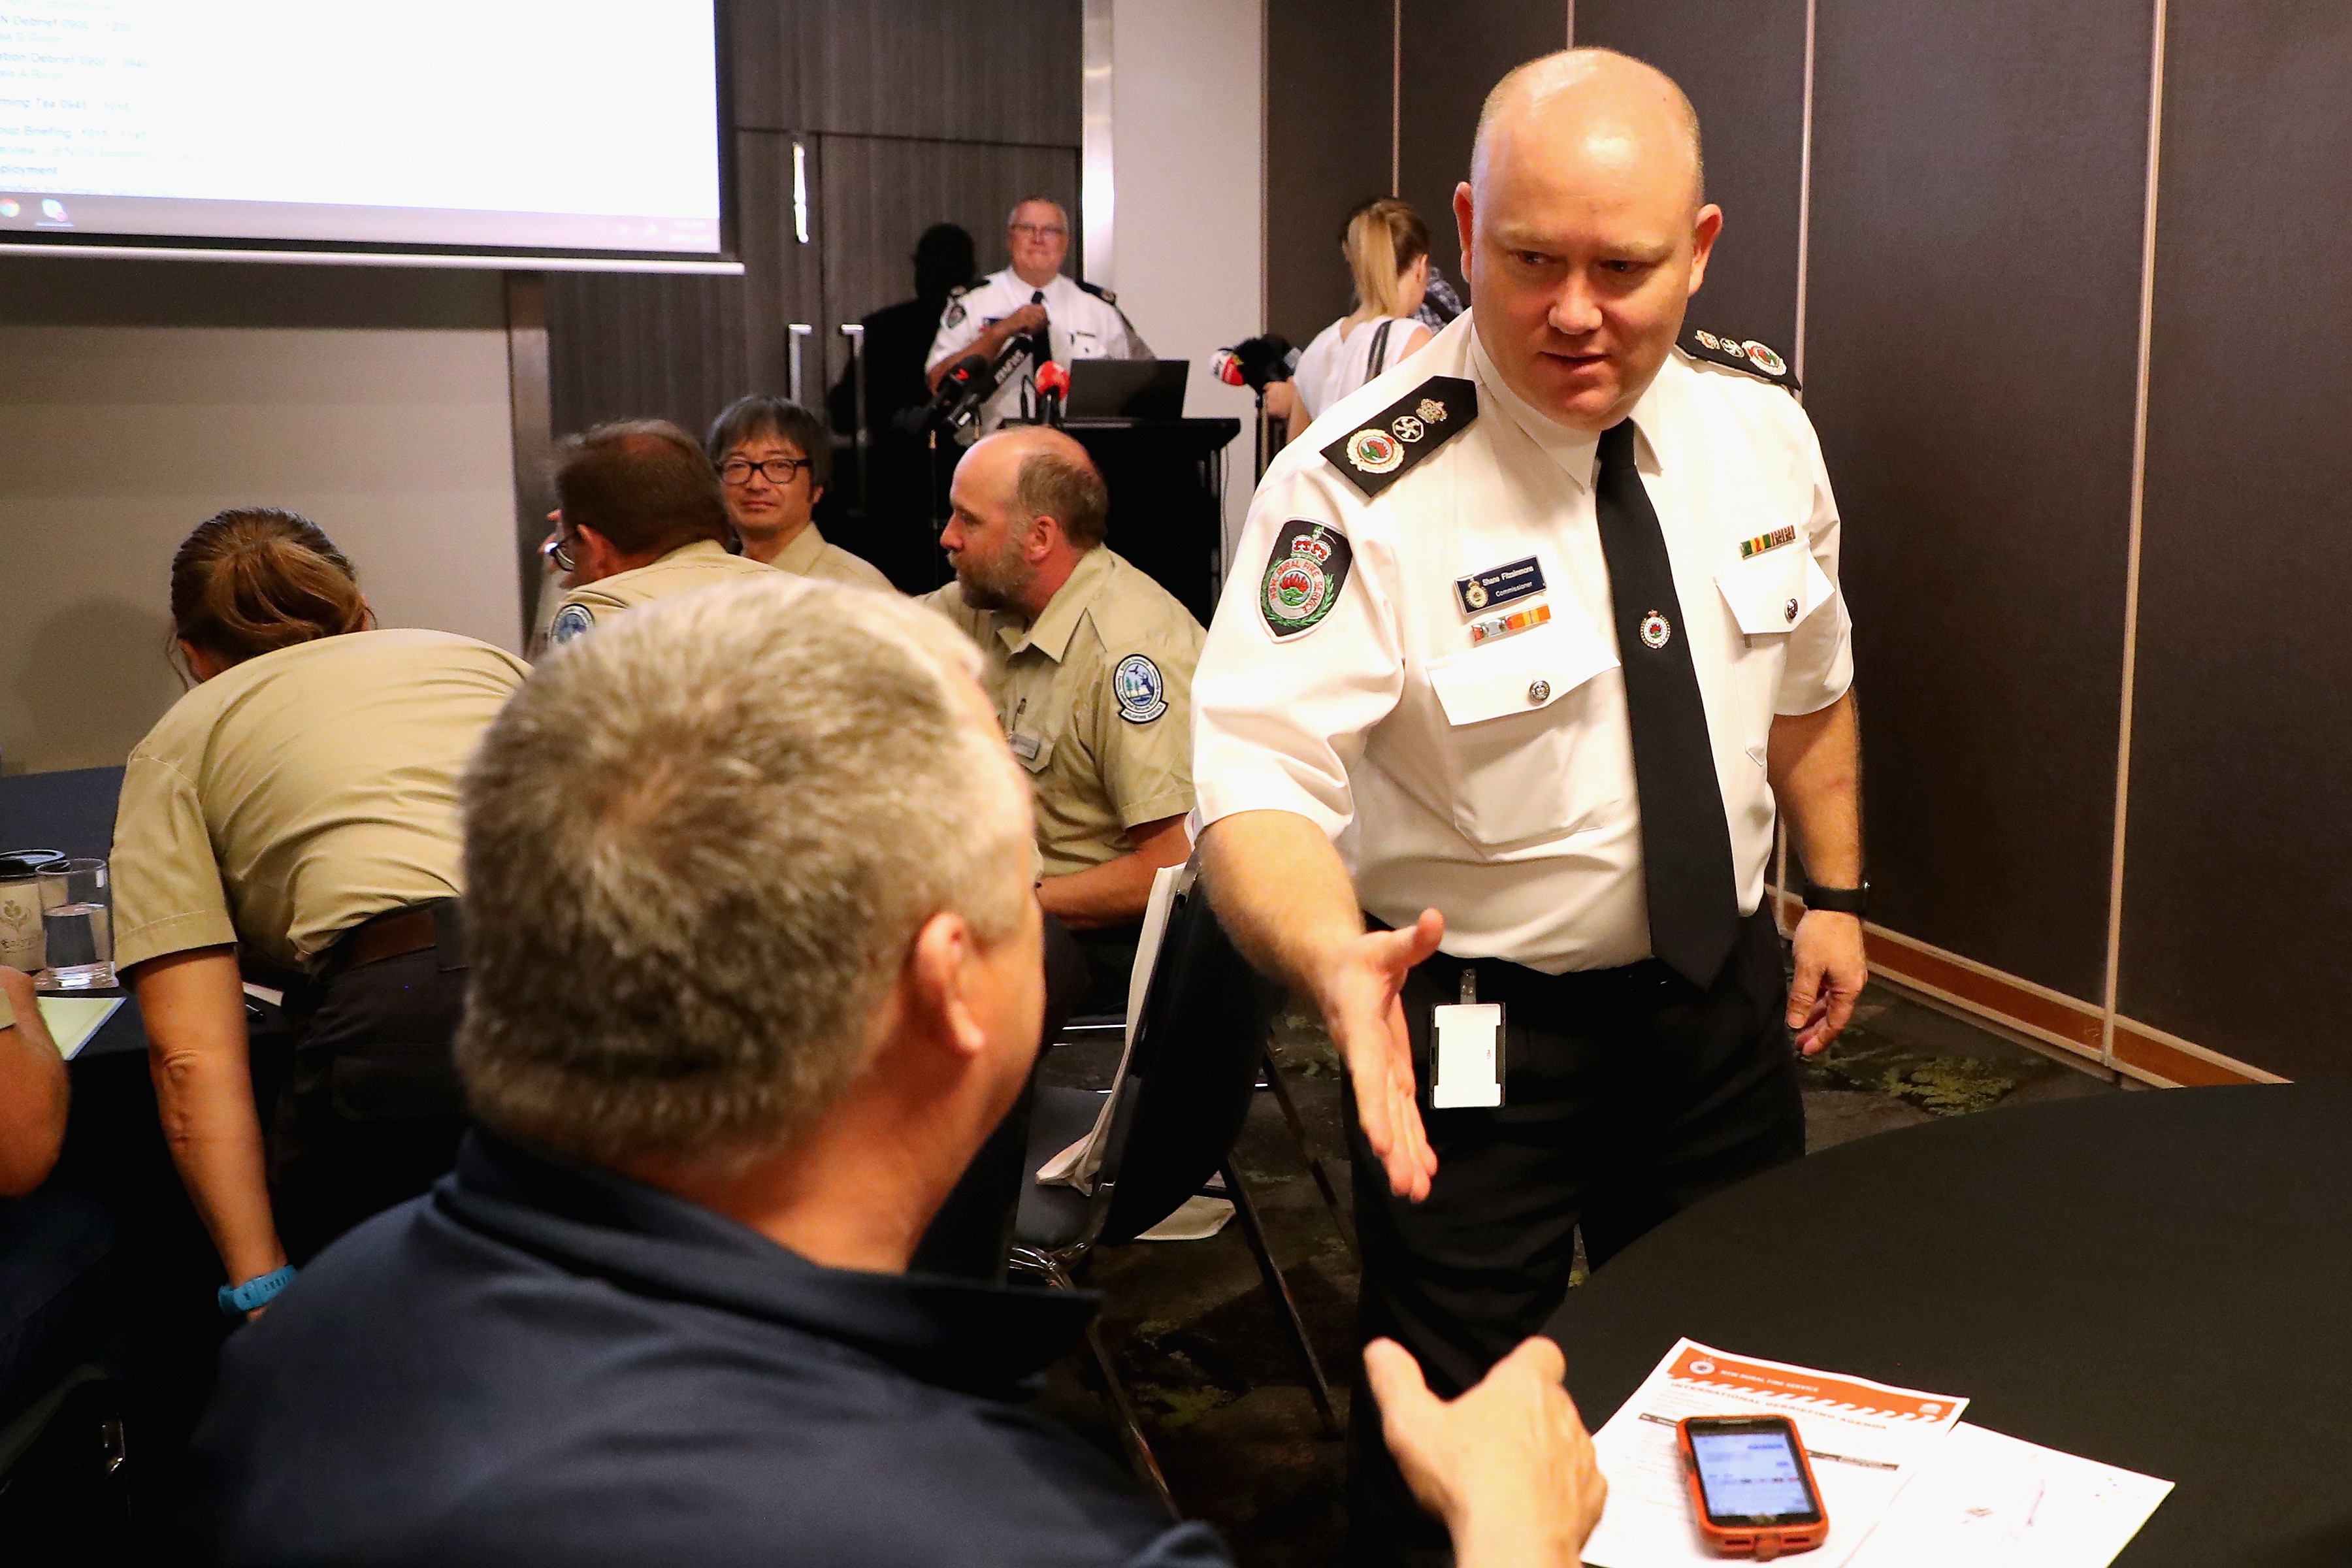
[0,1,730,269]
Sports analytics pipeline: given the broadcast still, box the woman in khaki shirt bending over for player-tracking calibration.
[114,510,527,1314]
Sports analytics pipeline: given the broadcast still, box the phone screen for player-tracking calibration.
[1690,1423,1821,1524]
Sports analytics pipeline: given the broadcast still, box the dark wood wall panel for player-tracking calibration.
[548,272,747,440]
[1571,0,1806,356]
[735,131,828,408]
[549,3,1079,444]
[733,0,1082,144]
[1265,0,1392,348]
[2119,1,2352,1079]
[549,131,819,442]
[1805,0,2152,1002]
[1397,0,1567,300]
[815,136,1079,387]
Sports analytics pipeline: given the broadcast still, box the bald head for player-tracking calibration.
[1473,49,1705,216]
[943,426,1111,618]
[1452,48,1720,433]
[988,426,1110,549]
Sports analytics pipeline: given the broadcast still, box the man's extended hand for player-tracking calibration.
[1365,1335,1607,1568]
[1314,908,1444,1202]
[1785,909,1867,1055]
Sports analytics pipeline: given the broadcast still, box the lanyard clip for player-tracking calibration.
[1460,968,1477,1005]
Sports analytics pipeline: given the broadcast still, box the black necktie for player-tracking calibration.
[1593,419,1741,988]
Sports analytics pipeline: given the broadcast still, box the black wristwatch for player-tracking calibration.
[1803,881,1869,917]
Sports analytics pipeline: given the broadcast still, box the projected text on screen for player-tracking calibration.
[0,1,723,256]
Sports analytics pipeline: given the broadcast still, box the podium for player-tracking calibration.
[1062,417,1241,629]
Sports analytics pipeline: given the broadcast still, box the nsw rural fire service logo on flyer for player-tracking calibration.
[1260,519,1354,640]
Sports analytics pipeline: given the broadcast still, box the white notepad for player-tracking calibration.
[38,995,123,1059]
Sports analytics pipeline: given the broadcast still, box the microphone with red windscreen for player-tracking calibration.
[1034,359,1070,427]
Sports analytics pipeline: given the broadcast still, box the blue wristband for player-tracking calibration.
[218,1265,297,1317]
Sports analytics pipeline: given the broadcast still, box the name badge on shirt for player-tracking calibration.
[1009,733,1041,760]
[1454,557,1546,615]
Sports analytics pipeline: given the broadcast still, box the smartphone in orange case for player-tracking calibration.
[1677,1414,1830,1560]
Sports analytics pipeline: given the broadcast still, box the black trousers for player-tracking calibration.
[270,943,471,1266]
[1068,920,1144,1019]
[1345,908,1805,1568]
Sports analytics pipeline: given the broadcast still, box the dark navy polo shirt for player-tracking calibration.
[181,1128,1230,1567]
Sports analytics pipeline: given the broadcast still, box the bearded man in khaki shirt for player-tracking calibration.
[921,427,1202,1013]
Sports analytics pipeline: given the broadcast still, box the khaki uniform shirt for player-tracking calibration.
[922,549,1203,878]
[1193,310,1854,974]
[547,539,779,645]
[772,524,894,593]
[112,629,531,975]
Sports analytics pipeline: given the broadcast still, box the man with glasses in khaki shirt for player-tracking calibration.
[921,427,1200,1013]
[705,394,894,593]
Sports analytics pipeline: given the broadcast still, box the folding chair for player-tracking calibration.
[1011,868,1338,1515]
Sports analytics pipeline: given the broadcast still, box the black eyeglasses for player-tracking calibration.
[539,532,576,573]
[721,456,811,486]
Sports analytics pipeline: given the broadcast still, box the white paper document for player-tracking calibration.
[38,995,123,1060]
[1580,1339,1967,1568]
[1036,861,1190,1192]
[1846,1421,2173,1568]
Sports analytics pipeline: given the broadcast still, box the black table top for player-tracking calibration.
[1545,1085,2352,1567]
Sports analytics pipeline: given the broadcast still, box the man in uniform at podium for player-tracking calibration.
[921,426,1201,1014]
[925,198,1151,432]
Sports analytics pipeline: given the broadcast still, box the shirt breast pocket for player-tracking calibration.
[1422,621,1620,850]
[1714,545,1834,640]
[1010,731,1055,776]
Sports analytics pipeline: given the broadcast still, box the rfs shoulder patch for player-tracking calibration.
[549,603,595,645]
[1680,327,1801,393]
[1113,654,1168,723]
[1320,376,1478,499]
[1260,519,1355,640]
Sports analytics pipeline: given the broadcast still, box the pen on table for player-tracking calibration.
[1639,1412,1903,1472]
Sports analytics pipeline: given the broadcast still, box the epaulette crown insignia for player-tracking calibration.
[1320,376,1479,499]
[1681,327,1800,392]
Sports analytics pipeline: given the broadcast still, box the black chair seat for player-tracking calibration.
[0,1192,121,1424]
[1016,1086,1109,1252]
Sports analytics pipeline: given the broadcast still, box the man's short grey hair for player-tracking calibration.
[1007,196,1069,230]
[456,576,1032,1166]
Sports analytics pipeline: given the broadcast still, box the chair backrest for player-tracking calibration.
[1082,871,1280,1247]
[0,766,126,862]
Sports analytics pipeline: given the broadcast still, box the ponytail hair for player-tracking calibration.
[169,508,369,674]
[1343,198,1431,322]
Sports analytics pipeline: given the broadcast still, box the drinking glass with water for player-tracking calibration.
[37,858,114,990]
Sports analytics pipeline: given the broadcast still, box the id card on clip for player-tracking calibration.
[1431,969,1503,1109]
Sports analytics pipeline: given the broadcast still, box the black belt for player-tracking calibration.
[324,898,466,977]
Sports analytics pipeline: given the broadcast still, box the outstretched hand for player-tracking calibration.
[1316,907,1445,1202]
[1365,1335,1607,1566]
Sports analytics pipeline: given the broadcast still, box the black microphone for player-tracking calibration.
[1213,333,1299,393]
[918,352,993,436]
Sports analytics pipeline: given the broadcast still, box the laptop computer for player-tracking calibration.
[1064,358,1189,420]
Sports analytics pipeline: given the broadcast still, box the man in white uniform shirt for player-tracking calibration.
[926,197,1149,430]
[1191,52,1868,1568]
